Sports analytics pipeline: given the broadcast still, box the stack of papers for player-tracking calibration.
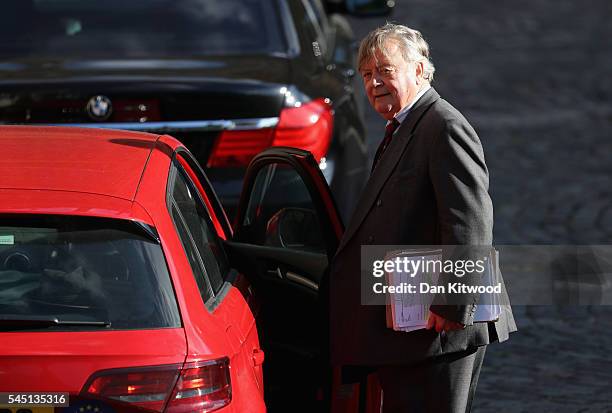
[385,249,501,332]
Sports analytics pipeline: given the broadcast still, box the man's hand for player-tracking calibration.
[426,312,465,332]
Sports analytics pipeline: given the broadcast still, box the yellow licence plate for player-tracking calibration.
[0,405,54,413]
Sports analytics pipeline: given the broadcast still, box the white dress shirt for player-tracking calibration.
[387,84,431,131]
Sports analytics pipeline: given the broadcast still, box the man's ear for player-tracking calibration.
[415,61,425,83]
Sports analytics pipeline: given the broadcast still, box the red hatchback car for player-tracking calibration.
[0,126,347,413]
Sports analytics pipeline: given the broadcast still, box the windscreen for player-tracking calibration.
[1,0,286,58]
[0,215,181,331]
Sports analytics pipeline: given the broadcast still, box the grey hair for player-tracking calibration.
[358,23,435,82]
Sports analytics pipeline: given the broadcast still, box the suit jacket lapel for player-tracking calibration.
[336,88,440,255]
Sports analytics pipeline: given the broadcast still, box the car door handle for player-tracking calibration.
[252,348,265,367]
[286,271,319,291]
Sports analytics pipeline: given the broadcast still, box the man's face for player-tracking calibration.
[359,40,422,120]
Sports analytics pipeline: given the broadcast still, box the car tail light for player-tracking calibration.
[272,97,333,162]
[82,358,231,413]
[166,359,232,413]
[207,128,275,168]
[207,97,333,167]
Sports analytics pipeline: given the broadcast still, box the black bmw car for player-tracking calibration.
[0,0,392,221]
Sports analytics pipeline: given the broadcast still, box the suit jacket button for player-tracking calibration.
[376,199,382,207]
[367,235,374,243]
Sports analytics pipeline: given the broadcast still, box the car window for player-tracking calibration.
[177,153,231,240]
[242,162,326,254]
[171,204,215,303]
[169,161,229,299]
[0,215,181,331]
[1,0,287,58]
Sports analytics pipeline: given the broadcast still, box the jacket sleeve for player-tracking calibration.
[427,115,493,325]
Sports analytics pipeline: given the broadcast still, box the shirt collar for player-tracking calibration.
[387,84,431,127]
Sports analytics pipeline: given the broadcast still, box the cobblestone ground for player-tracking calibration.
[348,1,612,411]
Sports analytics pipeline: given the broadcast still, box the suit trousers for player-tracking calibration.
[377,345,487,413]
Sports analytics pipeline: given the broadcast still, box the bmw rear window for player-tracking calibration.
[0,0,287,58]
[0,215,181,331]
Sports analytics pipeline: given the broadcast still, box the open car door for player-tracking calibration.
[225,147,343,411]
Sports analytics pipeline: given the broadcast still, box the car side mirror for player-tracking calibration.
[265,208,325,253]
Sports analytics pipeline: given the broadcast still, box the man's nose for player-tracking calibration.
[372,75,383,87]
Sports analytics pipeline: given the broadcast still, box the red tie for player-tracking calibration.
[371,118,400,173]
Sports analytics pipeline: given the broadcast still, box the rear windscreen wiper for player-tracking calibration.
[0,315,111,330]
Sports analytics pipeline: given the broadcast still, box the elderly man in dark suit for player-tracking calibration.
[329,24,516,412]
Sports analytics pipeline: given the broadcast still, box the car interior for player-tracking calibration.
[0,216,181,330]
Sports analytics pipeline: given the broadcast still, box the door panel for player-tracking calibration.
[231,147,343,411]
[226,242,329,286]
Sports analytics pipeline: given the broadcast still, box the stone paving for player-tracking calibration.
[347,1,612,410]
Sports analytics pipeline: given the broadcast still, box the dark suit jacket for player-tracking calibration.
[329,88,516,366]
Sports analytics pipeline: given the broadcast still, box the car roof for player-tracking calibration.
[0,126,160,201]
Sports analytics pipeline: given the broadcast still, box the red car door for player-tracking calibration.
[228,147,344,411]
[231,146,383,413]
